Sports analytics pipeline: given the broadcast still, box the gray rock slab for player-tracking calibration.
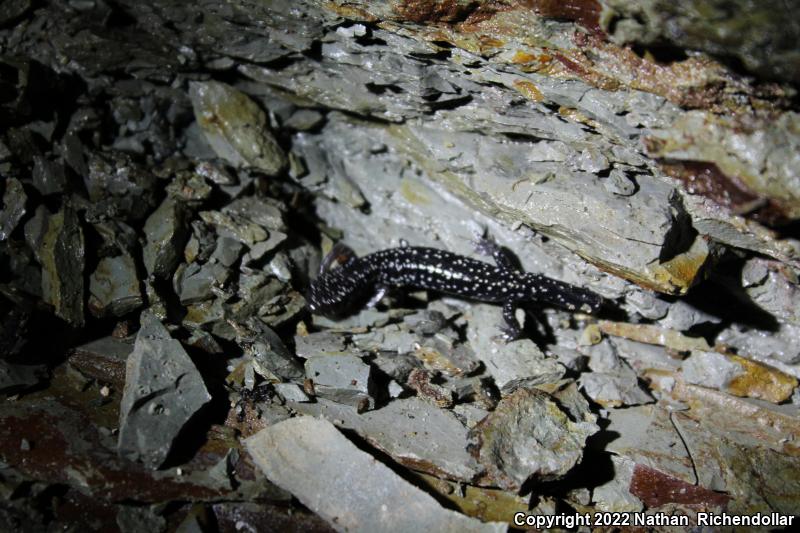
[351,324,420,355]
[682,350,744,390]
[223,197,284,232]
[83,153,158,221]
[174,261,229,305]
[68,335,135,386]
[716,322,800,368]
[237,318,303,381]
[305,354,374,409]
[118,311,211,469]
[291,397,482,482]
[579,371,653,408]
[244,416,506,533]
[24,205,85,326]
[465,304,566,390]
[0,360,47,394]
[469,387,599,490]
[371,352,422,382]
[592,455,643,512]
[31,156,67,196]
[403,309,448,335]
[143,198,188,280]
[198,210,267,247]
[293,331,349,358]
[274,383,310,403]
[89,254,143,317]
[284,108,324,131]
[740,257,800,325]
[189,81,286,175]
[605,404,696,484]
[313,308,400,333]
[0,177,27,241]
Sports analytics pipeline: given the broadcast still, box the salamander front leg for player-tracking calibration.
[474,238,520,273]
[500,302,523,342]
[366,285,390,308]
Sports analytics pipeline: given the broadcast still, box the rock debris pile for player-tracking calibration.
[1,0,799,530]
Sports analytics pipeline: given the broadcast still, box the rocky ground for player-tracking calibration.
[1,1,799,531]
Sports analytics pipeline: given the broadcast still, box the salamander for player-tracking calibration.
[307,240,603,339]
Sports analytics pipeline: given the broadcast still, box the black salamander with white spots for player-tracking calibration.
[307,240,603,340]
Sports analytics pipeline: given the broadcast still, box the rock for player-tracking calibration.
[165,171,212,204]
[116,505,167,533]
[293,331,348,359]
[143,198,189,280]
[603,0,800,84]
[468,387,599,490]
[284,108,324,131]
[0,178,27,241]
[173,261,228,305]
[465,305,566,391]
[198,210,267,247]
[647,111,800,221]
[69,336,135,386]
[605,404,695,484]
[579,339,653,407]
[591,455,643,512]
[579,370,653,408]
[291,397,482,482]
[598,320,711,352]
[716,322,800,366]
[235,318,303,382]
[244,417,506,532]
[118,311,211,469]
[403,310,448,335]
[89,254,143,317]
[189,81,287,175]
[24,205,84,326]
[682,350,744,391]
[739,258,800,325]
[304,354,375,410]
[0,360,47,394]
[406,368,454,409]
[273,383,310,403]
[84,152,158,221]
[683,350,798,403]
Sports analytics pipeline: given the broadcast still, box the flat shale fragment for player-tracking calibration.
[0,177,26,241]
[469,388,599,491]
[118,311,211,469]
[84,153,158,221]
[69,336,135,386]
[235,318,303,382]
[605,404,695,485]
[143,198,189,280]
[466,304,566,391]
[291,397,483,482]
[24,205,85,326]
[189,81,287,175]
[304,354,375,410]
[0,360,46,393]
[245,416,506,532]
[683,350,797,403]
[88,254,143,317]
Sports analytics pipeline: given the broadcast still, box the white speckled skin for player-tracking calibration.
[308,245,601,337]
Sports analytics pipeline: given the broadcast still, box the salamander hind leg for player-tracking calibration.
[319,242,357,275]
[499,302,524,342]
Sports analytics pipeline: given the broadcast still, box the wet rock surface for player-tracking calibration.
[117,311,211,469]
[1,0,799,530]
